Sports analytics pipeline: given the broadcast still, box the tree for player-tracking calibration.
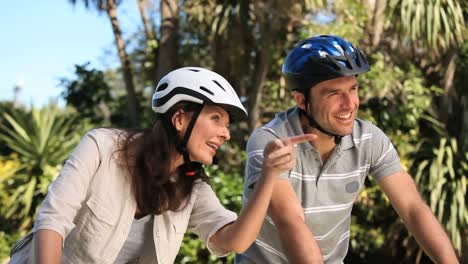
[137,0,155,41]
[68,0,141,127]
[183,0,327,131]
[155,0,180,81]
[60,63,113,125]
[384,0,466,125]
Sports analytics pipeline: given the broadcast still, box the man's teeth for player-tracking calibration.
[337,113,351,119]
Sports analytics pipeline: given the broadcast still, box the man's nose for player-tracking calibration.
[341,93,355,108]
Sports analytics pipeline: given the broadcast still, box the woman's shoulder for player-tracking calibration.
[78,128,125,156]
[192,179,213,194]
[84,128,122,143]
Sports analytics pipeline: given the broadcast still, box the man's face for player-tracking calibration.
[307,76,359,136]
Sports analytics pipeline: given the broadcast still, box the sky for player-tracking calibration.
[0,1,141,107]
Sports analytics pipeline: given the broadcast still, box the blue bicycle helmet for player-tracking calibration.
[282,35,370,142]
[282,35,370,94]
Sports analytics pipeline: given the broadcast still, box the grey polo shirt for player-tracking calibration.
[235,107,403,264]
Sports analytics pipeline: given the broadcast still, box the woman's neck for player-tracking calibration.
[170,154,184,174]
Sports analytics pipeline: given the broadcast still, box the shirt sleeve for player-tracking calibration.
[368,124,404,182]
[243,128,288,201]
[32,129,103,240]
[188,181,238,257]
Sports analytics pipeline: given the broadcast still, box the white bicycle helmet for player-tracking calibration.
[152,67,247,121]
[152,67,247,176]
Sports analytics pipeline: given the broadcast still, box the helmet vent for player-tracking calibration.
[187,68,200,72]
[301,43,312,49]
[333,44,345,56]
[199,86,214,95]
[212,80,226,91]
[156,83,168,92]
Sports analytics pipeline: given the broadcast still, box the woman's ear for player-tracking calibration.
[172,109,187,132]
[293,91,306,110]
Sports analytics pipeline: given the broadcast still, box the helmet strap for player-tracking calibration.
[302,95,342,144]
[176,104,205,176]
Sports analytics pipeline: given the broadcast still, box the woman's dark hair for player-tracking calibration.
[116,102,208,215]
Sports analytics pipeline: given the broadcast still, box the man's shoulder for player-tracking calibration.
[252,107,300,137]
[247,107,300,150]
[350,119,392,148]
[352,118,385,137]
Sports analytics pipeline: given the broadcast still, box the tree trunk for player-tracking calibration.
[371,0,387,48]
[363,0,387,51]
[440,49,457,125]
[137,0,154,41]
[213,2,230,76]
[156,0,179,82]
[248,1,273,131]
[106,0,140,127]
[248,46,270,131]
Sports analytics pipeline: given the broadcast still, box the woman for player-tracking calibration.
[10,67,315,264]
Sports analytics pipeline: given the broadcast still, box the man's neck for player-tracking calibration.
[300,116,336,162]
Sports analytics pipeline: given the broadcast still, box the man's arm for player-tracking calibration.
[378,171,459,263]
[269,179,323,264]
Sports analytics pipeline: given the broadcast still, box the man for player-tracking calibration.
[235,35,458,263]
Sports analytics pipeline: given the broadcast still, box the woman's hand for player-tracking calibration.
[210,133,316,253]
[262,134,316,177]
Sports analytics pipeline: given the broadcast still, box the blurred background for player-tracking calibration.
[0,0,466,263]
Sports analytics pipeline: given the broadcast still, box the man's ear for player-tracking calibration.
[293,91,306,110]
[172,109,187,132]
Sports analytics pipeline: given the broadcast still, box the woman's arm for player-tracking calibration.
[31,130,105,260]
[210,134,316,253]
[32,229,63,264]
[268,180,323,263]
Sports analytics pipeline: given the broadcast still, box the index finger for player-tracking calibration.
[282,133,317,146]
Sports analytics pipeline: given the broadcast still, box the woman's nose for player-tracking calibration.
[220,126,231,141]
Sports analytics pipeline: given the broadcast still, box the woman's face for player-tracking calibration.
[175,104,231,165]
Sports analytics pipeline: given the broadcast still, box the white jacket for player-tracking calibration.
[10,128,237,263]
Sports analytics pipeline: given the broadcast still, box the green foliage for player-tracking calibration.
[0,104,89,230]
[302,0,368,41]
[0,102,26,156]
[412,120,467,256]
[359,52,436,161]
[390,0,466,56]
[60,63,153,128]
[0,231,22,261]
[259,80,296,123]
[60,63,113,125]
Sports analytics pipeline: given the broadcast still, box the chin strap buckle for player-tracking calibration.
[185,171,196,177]
[179,162,203,177]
